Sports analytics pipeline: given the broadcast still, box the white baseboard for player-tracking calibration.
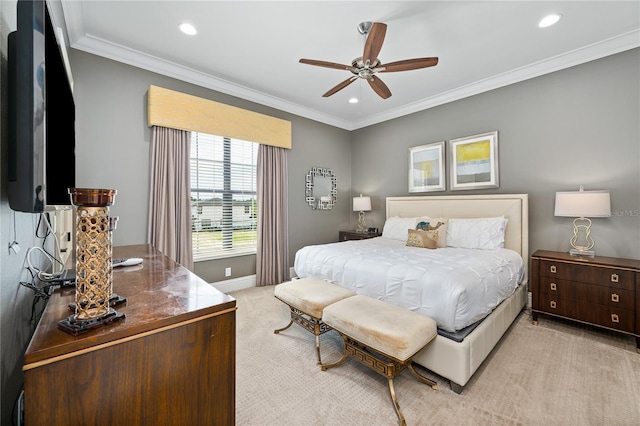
[211,275,256,293]
[211,268,297,293]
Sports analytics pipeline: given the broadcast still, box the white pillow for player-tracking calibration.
[381,217,418,242]
[446,217,508,250]
[417,217,448,248]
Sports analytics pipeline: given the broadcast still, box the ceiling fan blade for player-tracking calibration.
[362,22,387,66]
[377,57,439,73]
[367,75,392,99]
[323,77,358,97]
[299,58,356,72]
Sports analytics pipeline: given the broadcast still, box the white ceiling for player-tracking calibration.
[61,1,640,131]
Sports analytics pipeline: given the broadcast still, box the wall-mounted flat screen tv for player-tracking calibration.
[8,0,75,212]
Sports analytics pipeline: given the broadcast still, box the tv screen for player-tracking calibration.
[8,0,75,213]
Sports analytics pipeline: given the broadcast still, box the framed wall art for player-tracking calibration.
[408,141,445,192]
[449,131,499,190]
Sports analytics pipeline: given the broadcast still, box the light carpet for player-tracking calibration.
[231,286,640,425]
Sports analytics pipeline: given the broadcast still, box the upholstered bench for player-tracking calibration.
[321,295,438,426]
[274,278,355,364]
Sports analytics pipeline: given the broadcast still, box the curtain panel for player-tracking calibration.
[148,125,194,270]
[256,145,289,286]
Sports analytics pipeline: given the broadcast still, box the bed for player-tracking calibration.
[294,194,529,393]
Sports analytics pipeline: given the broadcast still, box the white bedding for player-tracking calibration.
[294,237,524,332]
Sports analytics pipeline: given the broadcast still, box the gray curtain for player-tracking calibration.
[256,144,289,286]
[148,125,194,270]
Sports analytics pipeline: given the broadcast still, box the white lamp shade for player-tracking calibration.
[554,190,611,218]
[353,196,371,212]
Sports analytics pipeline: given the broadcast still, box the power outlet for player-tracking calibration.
[225,267,231,277]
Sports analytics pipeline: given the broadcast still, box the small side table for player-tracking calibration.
[339,230,381,241]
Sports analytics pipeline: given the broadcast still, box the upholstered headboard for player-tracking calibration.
[386,194,529,282]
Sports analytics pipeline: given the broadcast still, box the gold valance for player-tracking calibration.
[147,85,291,149]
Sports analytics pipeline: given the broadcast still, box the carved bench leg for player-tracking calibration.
[314,322,322,365]
[320,335,349,371]
[388,378,407,426]
[273,319,293,334]
[408,363,438,390]
[275,306,328,364]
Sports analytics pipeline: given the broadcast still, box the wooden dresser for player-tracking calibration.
[23,244,236,425]
[531,249,640,352]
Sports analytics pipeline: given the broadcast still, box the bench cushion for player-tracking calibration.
[274,278,355,319]
[322,295,437,362]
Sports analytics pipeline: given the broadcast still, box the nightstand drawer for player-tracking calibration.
[579,302,635,333]
[538,277,634,310]
[584,285,635,311]
[537,293,579,319]
[539,260,635,290]
[538,277,575,298]
[537,294,635,333]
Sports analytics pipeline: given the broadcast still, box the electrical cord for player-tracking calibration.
[37,213,64,269]
[19,268,53,324]
[25,246,63,282]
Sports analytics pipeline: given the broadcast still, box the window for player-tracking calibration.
[190,132,258,261]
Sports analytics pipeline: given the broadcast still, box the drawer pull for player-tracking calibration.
[611,293,619,303]
[550,282,557,291]
[611,273,619,283]
[611,313,619,323]
[550,265,557,274]
[550,301,557,309]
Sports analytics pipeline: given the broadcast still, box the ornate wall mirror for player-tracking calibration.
[305,167,337,210]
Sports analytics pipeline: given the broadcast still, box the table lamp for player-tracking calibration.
[554,186,610,257]
[353,194,372,233]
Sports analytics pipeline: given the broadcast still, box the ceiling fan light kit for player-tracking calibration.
[300,21,438,99]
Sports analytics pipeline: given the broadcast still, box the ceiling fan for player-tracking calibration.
[299,21,438,99]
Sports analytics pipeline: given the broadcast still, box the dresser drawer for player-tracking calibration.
[537,294,635,333]
[537,293,579,319]
[538,277,634,310]
[583,284,635,311]
[578,302,635,333]
[538,277,575,299]
[539,260,635,290]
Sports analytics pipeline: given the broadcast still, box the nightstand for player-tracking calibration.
[531,249,640,352]
[339,230,381,241]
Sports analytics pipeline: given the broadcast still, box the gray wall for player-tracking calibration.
[351,49,640,260]
[0,1,60,423]
[69,50,352,283]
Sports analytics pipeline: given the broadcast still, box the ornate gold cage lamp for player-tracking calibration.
[58,188,126,334]
[554,186,611,257]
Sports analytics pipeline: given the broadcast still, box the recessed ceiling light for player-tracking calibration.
[179,23,197,35]
[349,97,359,104]
[538,14,562,28]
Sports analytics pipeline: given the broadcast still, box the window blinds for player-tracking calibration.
[190,132,258,261]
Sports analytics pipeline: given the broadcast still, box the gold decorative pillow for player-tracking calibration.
[406,229,437,249]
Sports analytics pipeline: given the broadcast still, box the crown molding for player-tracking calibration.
[69,34,353,130]
[351,29,640,129]
[62,0,638,132]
